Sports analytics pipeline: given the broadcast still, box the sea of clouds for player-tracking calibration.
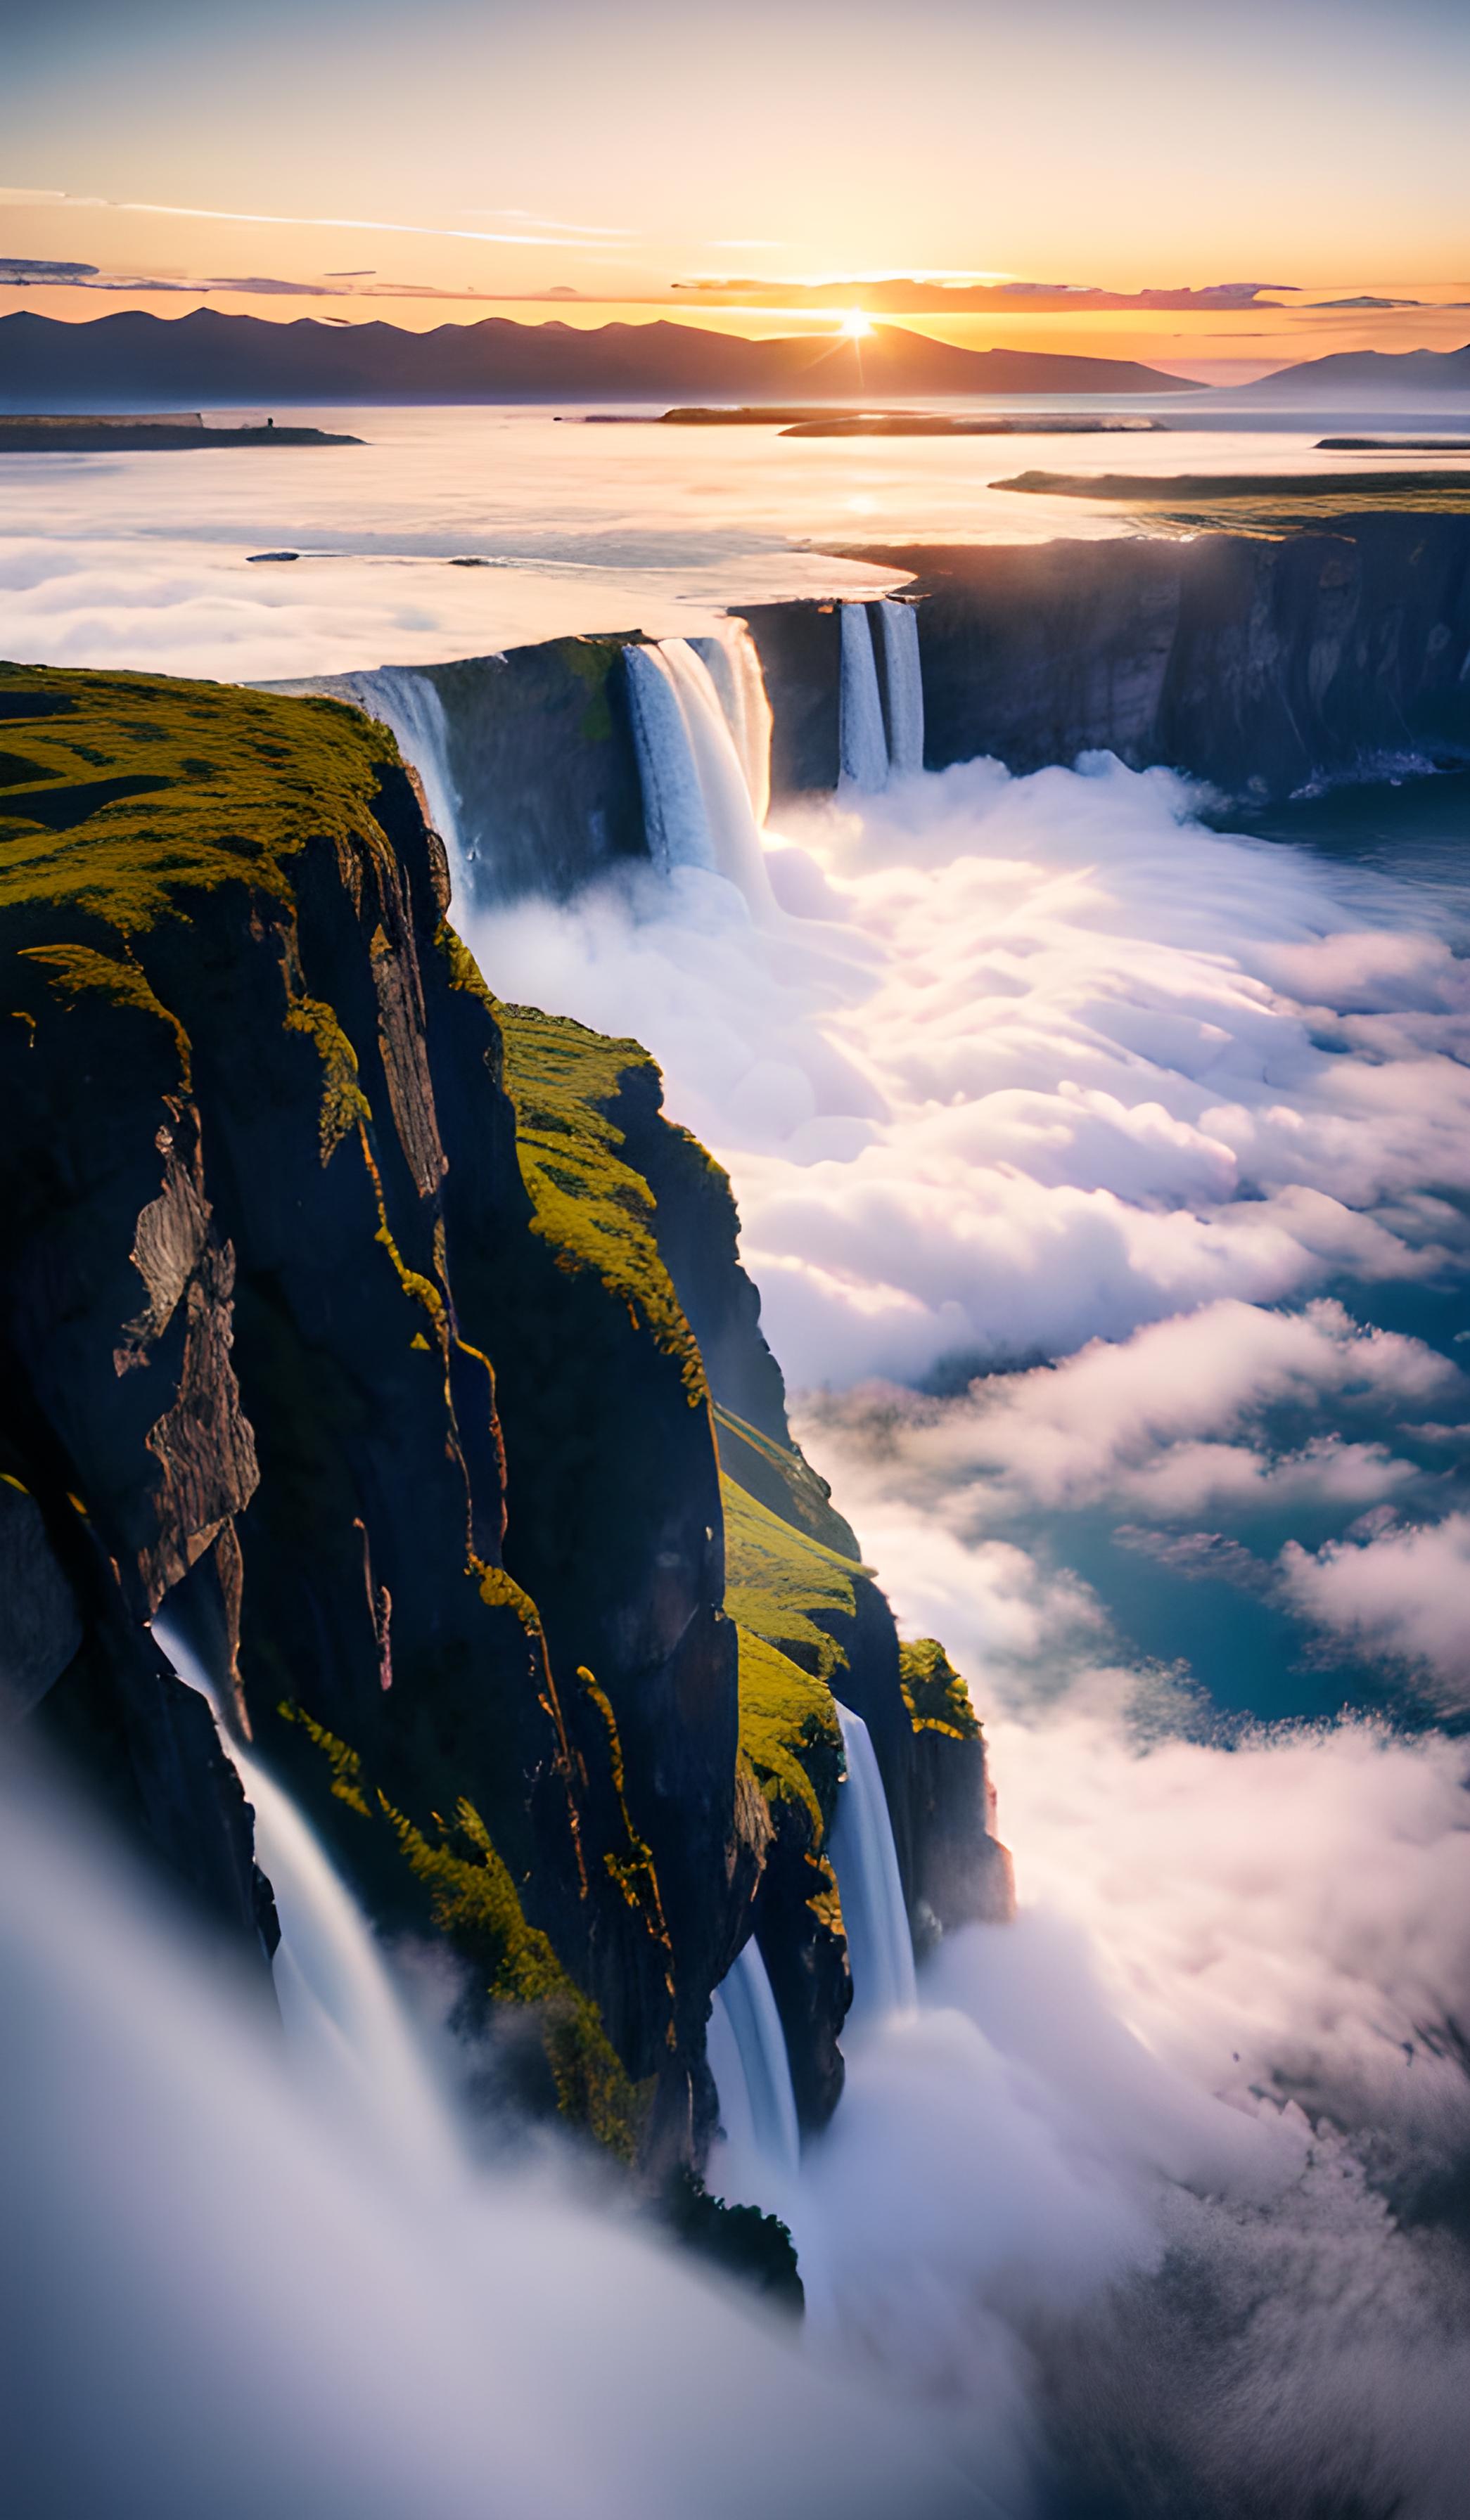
[471,752,1470,2514]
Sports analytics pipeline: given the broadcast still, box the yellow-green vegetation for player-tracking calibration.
[477,1560,543,1636]
[283,997,371,1161]
[0,662,398,935]
[577,1665,676,2020]
[736,1626,841,1840]
[282,1704,652,2162]
[433,915,497,1015]
[497,1003,705,1402]
[17,939,193,1082]
[722,1472,855,1685]
[898,1637,981,1741]
[715,1404,862,1560]
[723,1470,857,1851]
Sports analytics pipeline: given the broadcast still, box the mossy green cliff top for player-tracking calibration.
[0,660,397,938]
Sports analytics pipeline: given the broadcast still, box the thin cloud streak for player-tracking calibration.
[0,187,632,250]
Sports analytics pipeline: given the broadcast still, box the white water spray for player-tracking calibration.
[624,636,777,911]
[838,606,890,795]
[829,1704,917,2033]
[706,1935,803,2218]
[691,621,774,828]
[876,599,924,777]
[158,1627,456,2180]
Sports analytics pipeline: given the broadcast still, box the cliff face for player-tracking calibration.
[0,660,1004,2171]
[836,517,1470,797]
[311,519,1470,930]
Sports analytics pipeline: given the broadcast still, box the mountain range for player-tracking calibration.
[1243,342,1470,397]
[0,309,1201,406]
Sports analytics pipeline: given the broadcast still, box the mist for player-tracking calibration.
[464,745,1470,2514]
[0,1744,984,2520]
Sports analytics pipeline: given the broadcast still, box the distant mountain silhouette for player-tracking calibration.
[0,309,1200,407]
[1244,342,1470,397]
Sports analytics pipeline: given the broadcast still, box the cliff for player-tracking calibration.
[0,660,1004,2178]
[739,515,1470,798]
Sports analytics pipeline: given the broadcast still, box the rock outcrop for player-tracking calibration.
[0,660,1004,2175]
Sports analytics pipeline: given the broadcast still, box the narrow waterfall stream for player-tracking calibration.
[706,1936,803,2218]
[828,1704,918,2033]
[876,600,925,777]
[838,605,890,795]
[158,1627,457,2179]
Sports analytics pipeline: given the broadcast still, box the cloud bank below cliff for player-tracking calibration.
[480,752,1470,2513]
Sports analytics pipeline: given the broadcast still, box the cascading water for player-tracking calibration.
[705,1935,802,2216]
[838,606,890,796]
[624,634,777,913]
[876,599,925,778]
[336,666,464,874]
[623,641,715,877]
[691,621,774,828]
[829,1703,918,2033]
[158,1626,456,2180]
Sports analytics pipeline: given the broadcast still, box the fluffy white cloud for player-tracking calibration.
[484,755,1470,1389]
[1280,1512,1470,1709]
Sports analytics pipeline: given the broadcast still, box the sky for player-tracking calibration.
[1,0,1468,380]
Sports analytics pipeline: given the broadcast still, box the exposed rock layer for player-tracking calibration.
[0,661,1004,2167]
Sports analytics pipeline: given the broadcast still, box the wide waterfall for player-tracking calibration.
[828,1704,918,2032]
[158,1627,456,2178]
[623,630,777,911]
[876,600,925,777]
[705,1936,802,2217]
[838,606,890,795]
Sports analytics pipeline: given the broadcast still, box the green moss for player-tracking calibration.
[497,1003,705,1403]
[386,1796,652,2161]
[282,1704,373,1818]
[283,995,371,1161]
[577,1665,675,2012]
[477,1560,543,1636]
[0,663,398,936]
[898,1637,981,1741]
[433,915,498,1014]
[722,1472,855,1686]
[715,1404,863,1561]
[736,1625,841,1842]
[281,1703,651,2163]
[17,939,193,1084]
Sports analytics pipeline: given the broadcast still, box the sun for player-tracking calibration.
[838,309,873,339]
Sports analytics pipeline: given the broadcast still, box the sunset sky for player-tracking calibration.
[4,0,1467,381]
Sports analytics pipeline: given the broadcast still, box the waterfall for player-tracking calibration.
[838,606,890,795]
[158,1626,456,2179]
[337,666,464,876]
[829,1703,917,2032]
[705,1936,801,2216]
[624,636,776,913]
[841,603,924,792]
[876,600,925,777]
[691,620,773,828]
